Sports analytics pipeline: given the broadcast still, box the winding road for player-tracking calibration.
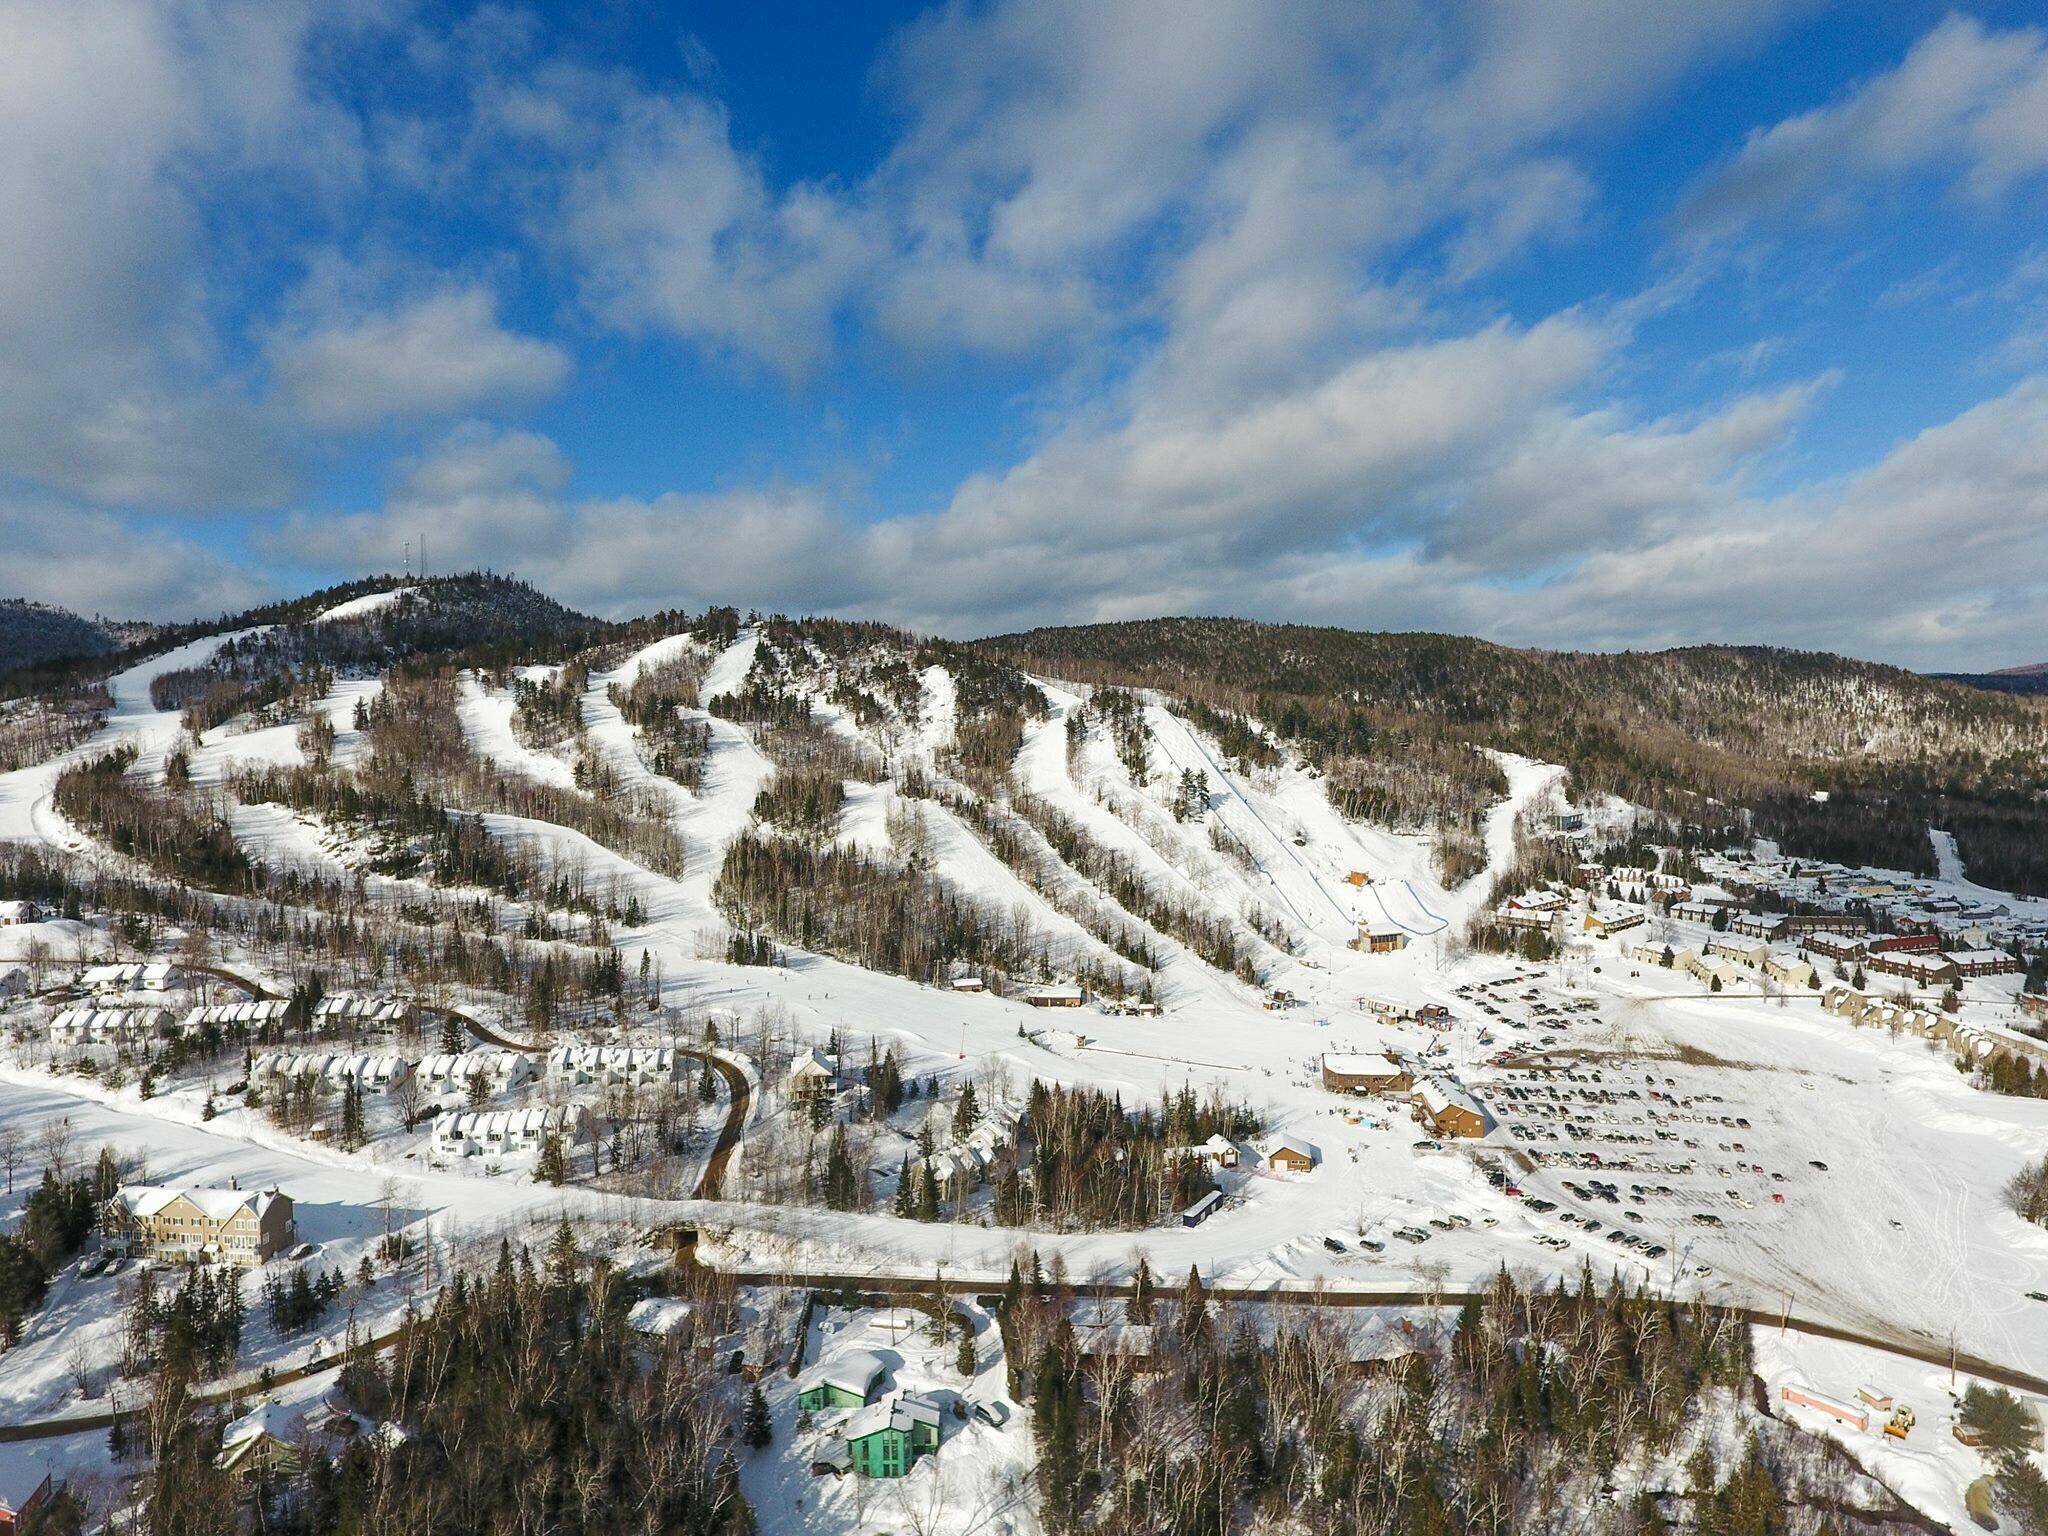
[431,1004,751,1200]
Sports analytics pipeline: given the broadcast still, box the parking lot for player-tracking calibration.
[1448,977,1840,1276]
[1452,971,1604,1060]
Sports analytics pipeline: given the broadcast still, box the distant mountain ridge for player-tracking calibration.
[1931,661,2048,695]
[0,598,129,673]
[13,584,2048,895]
[976,616,2048,895]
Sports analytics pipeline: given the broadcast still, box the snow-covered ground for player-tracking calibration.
[0,627,266,846]
[1929,827,2048,923]
[313,588,415,623]
[0,1073,592,1428]
[5,625,2048,1535]
[1754,1327,2048,1534]
[457,672,580,789]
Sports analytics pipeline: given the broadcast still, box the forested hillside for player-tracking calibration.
[980,618,2048,893]
[0,598,123,673]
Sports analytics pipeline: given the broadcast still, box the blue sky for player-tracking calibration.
[6,1,2048,668]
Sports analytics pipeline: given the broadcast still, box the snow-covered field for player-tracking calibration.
[1753,1328,2014,1533]
[5,623,2048,1532]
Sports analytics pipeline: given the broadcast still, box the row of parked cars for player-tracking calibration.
[1477,1156,1699,1266]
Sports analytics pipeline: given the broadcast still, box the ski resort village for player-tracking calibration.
[0,583,2044,1534]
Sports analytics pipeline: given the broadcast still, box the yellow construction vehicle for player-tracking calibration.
[1883,1404,1915,1440]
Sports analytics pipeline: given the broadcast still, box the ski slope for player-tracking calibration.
[698,628,759,703]
[457,673,580,789]
[313,587,414,623]
[0,627,268,847]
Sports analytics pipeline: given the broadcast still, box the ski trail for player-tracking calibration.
[1144,701,1351,937]
[0,627,270,847]
[699,629,759,703]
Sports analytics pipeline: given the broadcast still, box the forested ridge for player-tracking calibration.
[978,617,2048,892]
[20,576,2048,911]
[0,597,125,674]
[1,572,600,702]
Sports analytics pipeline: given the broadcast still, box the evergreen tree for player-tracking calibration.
[822,1126,862,1211]
[994,1165,1026,1226]
[1996,1454,2048,1536]
[1031,1335,1084,1531]
[440,1015,464,1055]
[740,1384,772,1449]
[339,1080,366,1150]
[1179,1263,1209,1343]
[546,1218,577,1288]
[955,1079,981,1138]
[715,1449,757,1534]
[92,1147,120,1206]
[536,1132,568,1187]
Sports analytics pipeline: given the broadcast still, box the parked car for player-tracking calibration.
[973,1401,1011,1428]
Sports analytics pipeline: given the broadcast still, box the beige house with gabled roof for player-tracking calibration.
[106,1185,295,1268]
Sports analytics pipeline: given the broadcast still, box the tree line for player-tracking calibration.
[1001,1256,1900,1536]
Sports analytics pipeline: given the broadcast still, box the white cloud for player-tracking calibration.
[263,422,853,615]
[0,0,370,508]
[863,0,1806,404]
[249,349,2048,670]
[270,287,570,430]
[555,93,877,381]
[0,496,263,620]
[1679,15,2048,240]
[512,0,1805,387]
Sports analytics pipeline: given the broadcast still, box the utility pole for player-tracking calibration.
[1779,1288,1790,1337]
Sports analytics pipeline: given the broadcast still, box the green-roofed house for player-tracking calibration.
[796,1349,886,1413]
[843,1392,942,1478]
